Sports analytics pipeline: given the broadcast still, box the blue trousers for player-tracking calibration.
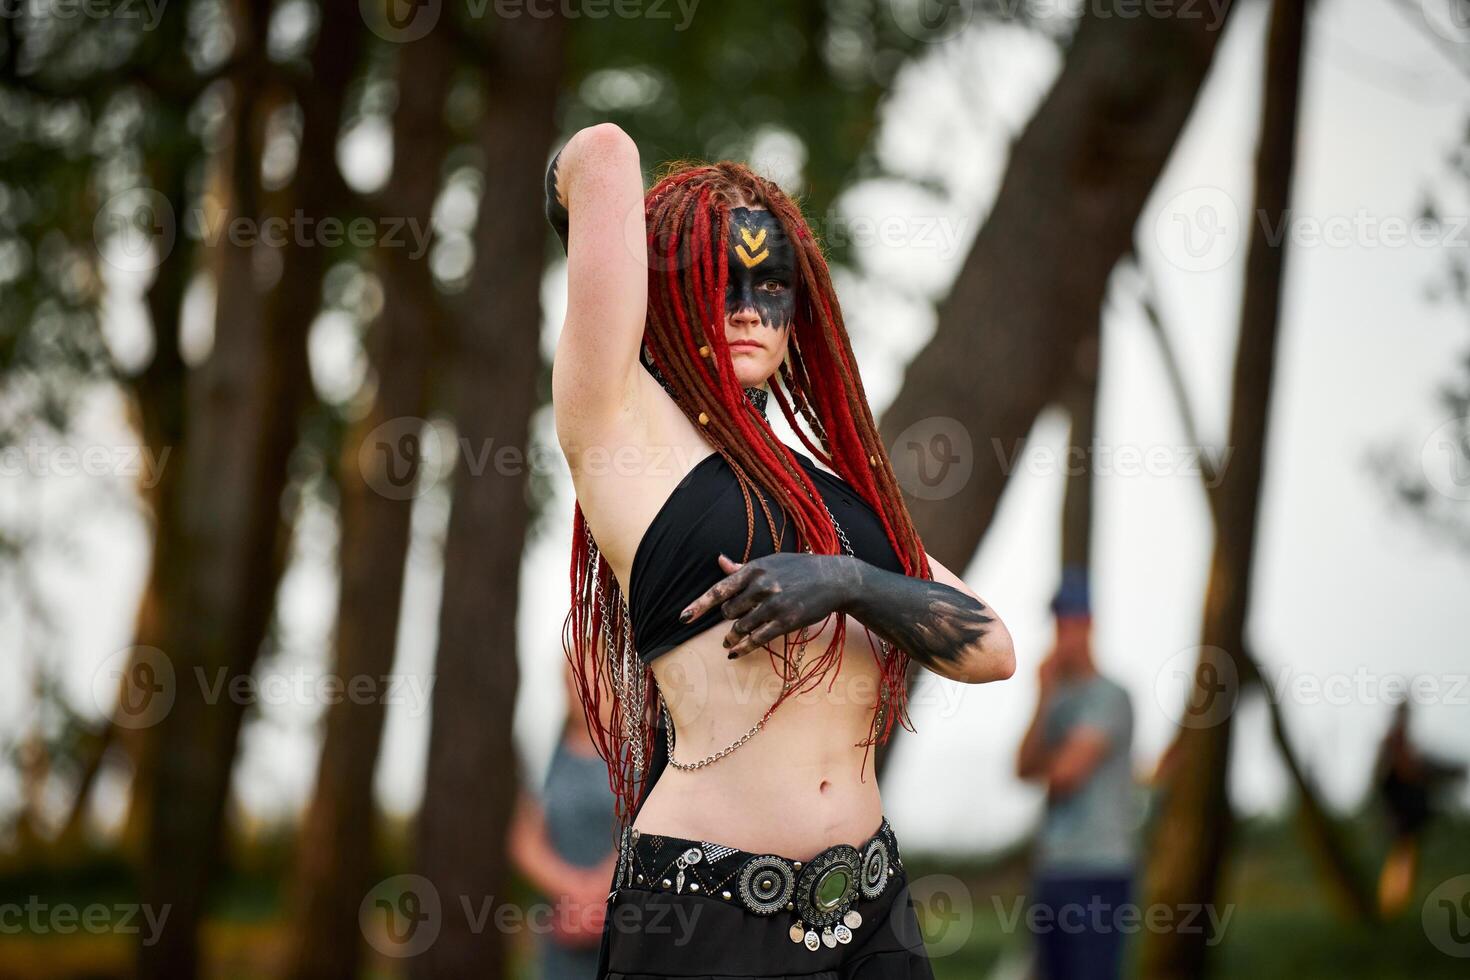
[1030,871,1132,980]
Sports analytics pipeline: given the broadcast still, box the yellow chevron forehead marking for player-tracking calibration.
[734,224,770,268]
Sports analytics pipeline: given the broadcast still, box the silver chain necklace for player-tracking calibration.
[663,494,866,771]
[594,379,891,778]
[659,384,859,770]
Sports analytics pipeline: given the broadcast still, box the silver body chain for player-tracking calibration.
[587,519,648,779]
[662,496,890,771]
[589,463,896,783]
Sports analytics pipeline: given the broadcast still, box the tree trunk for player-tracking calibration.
[876,6,1235,781]
[283,27,455,980]
[878,3,1237,566]
[410,15,565,979]
[136,4,364,975]
[64,101,198,853]
[1138,274,1377,923]
[1141,1,1308,976]
[1059,332,1100,570]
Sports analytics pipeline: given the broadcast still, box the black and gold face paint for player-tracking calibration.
[726,207,795,331]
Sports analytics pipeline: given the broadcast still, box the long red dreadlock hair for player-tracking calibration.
[562,160,933,824]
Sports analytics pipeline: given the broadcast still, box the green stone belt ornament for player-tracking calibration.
[621,818,900,956]
[739,827,895,954]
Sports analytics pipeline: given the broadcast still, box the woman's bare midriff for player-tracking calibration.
[630,611,888,862]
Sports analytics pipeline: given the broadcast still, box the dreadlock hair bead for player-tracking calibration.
[699,345,710,357]
[698,412,709,425]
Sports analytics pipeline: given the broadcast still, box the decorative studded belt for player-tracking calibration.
[613,818,904,953]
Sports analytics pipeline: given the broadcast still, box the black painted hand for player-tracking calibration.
[679,553,862,659]
[544,145,570,255]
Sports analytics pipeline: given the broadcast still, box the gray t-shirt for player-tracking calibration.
[1036,673,1138,874]
[542,737,618,868]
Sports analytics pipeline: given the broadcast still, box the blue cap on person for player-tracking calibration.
[1050,564,1091,619]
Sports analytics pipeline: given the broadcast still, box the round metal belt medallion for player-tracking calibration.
[860,837,890,900]
[738,855,795,915]
[795,844,860,928]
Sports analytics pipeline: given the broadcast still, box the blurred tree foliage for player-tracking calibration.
[0,0,941,412]
[1373,127,1470,550]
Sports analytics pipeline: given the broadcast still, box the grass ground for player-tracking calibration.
[908,813,1470,980]
[1,812,1465,978]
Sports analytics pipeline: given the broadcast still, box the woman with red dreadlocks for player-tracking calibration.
[545,123,1015,979]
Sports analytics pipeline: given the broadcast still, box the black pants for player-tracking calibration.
[595,819,934,979]
[1031,872,1133,980]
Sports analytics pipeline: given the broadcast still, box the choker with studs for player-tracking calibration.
[640,342,772,420]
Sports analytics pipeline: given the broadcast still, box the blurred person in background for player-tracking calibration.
[1016,568,1137,980]
[1373,698,1465,918]
[545,122,1015,979]
[509,657,619,980]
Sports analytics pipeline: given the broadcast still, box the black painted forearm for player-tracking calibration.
[837,556,995,674]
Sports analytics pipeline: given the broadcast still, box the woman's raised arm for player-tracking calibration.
[549,123,649,450]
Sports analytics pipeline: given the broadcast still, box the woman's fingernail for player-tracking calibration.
[679,609,691,622]
[727,650,737,660]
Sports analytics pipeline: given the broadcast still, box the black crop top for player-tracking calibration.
[627,448,906,663]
